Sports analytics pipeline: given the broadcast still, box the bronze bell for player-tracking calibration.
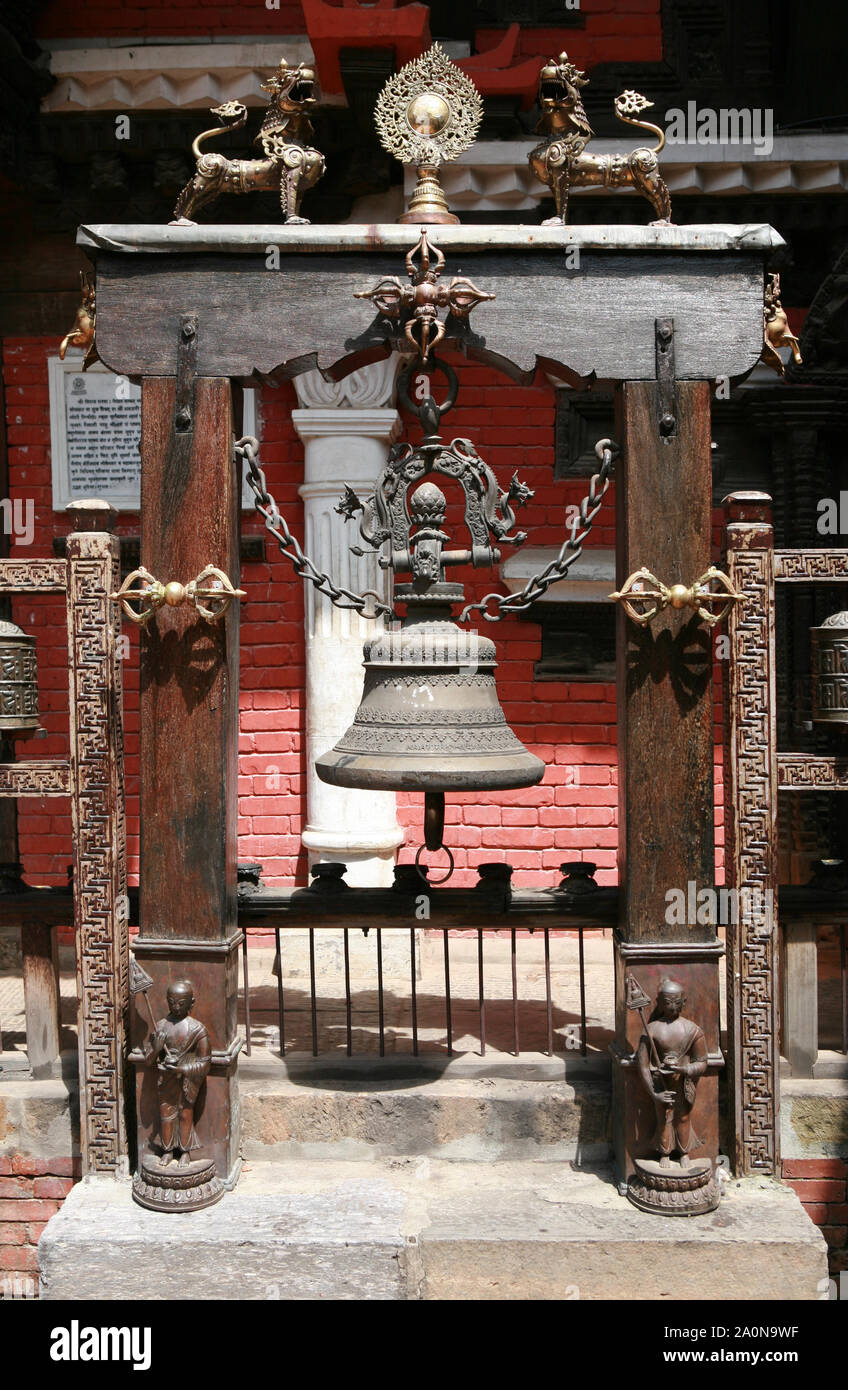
[316,460,544,845]
[811,610,848,726]
[0,620,39,737]
[315,582,544,793]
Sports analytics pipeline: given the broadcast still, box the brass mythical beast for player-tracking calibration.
[171,59,325,226]
[529,53,671,226]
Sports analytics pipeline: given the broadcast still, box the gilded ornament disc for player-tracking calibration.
[374,43,482,166]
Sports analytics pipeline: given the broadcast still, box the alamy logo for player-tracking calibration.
[50,1321,152,1371]
[665,880,774,929]
[664,103,774,157]
[0,497,34,546]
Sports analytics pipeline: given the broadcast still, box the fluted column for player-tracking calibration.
[293,360,404,886]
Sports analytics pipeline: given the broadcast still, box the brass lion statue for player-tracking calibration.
[529,53,671,226]
[171,59,325,226]
[59,272,98,370]
[761,273,802,376]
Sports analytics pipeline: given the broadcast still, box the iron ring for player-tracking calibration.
[414,841,455,886]
[397,354,459,424]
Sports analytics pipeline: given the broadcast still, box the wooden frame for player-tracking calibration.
[0,510,127,1172]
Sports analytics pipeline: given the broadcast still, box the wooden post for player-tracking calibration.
[66,500,129,1172]
[612,379,725,1195]
[132,376,241,1190]
[782,921,818,1077]
[21,922,61,1077]
[723,491,780,1171]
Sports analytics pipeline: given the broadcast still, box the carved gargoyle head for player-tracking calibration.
[261,59,318,110]
[538,52,589,109]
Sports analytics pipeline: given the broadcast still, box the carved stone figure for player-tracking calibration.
[636,978,708,1165]
[171,60,325,226]
[625,974,719,1215]
[144,980,211,1166]
[528,53,671,226]
[131,973,223,1211]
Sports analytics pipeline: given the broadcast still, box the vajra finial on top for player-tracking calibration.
[354,227,494,363]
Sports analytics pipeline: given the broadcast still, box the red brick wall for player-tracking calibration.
[3,336,730,892]
[37,0,306,39]
[783,1159,848,1278]
[35,0,663,64]
[0,1156,78,1295]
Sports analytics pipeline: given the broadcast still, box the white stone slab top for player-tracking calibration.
[78,222,784,257]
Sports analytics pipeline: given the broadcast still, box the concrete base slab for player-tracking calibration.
[780,1076,848,1160]
[39,1162,828,1301]
[240,1052,612,1163]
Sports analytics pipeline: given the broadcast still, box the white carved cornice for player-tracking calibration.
[40,39,334,112]
[411,136,848,211]
[293,357,400,410]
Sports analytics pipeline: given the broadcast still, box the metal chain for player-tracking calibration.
[235,435,394,621]
[460,437,618,622]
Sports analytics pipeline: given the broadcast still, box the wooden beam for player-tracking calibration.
[612,378,723,1190]
[134,374,241,1188]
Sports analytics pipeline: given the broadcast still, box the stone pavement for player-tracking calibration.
[39,1161,829,1301]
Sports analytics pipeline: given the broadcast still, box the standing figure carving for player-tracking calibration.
[131,970,224,1211]
[636,978,708,1166]
[144,980,211,1167]
[171,59,325,226]
[625,973,719,1215]
[528,53,671,226]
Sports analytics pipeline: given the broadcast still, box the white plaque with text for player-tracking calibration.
[48,355,256,511]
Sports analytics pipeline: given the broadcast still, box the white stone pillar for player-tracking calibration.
[293,360,404,886]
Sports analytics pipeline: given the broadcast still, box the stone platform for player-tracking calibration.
[39,1161,827,1301]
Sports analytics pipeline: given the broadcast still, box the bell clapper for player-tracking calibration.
[424,792,446,851]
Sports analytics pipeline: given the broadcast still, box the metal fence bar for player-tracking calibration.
[274,926,285,1057]
[242,932,251,1055]
[842,923,847,1056]
[444,929,453,1056]
[410,927,419,1056]
[578,923,587,1057]
[308,927,318,1057]
[239,922,603,1061]
[544,925,553,1057]
[344,927,352,1057]
[511,926,519,1056]
[478,928,486,1057]
[377,927,385,1057]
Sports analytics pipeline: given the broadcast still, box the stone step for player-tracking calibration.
[239,1052,612,1163]
[38,1161,829,1301]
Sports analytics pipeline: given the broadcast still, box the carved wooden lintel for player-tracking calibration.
[66,524,128,1172]
[723,492,779,1176]
[0,761,71,797]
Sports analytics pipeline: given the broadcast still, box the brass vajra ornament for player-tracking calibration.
[171,59,325,225]
[59,271,98,370]
[355,228,494,363]
[610,565,742,629]
[761,272,803,376]
[112,565,245,626]
[529,53,671,226]
[374,44,483,224]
